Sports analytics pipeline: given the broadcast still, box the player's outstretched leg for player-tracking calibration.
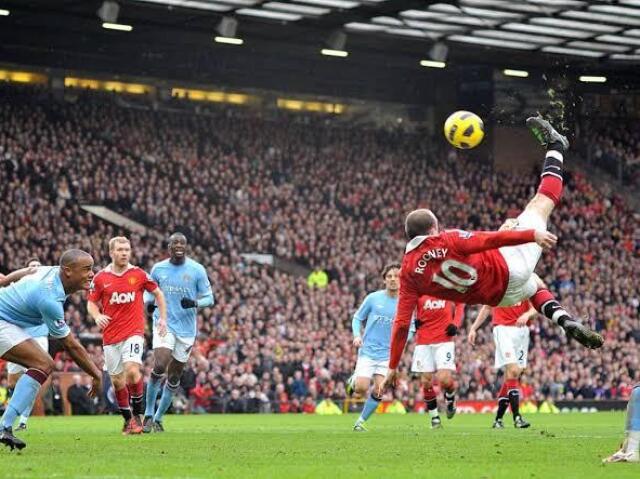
[604,385,640,463]
[530,284,603,349]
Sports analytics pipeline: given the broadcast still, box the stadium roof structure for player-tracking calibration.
[1,0,639,103]
[125,0,640,63]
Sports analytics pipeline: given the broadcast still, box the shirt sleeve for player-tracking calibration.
[87,274,102,303]
[389,275,419,369]
[448,229,536,256]
[142,270,158,293]
[37,298,70,339]
[353,294,372,323]
[196,267,214,307]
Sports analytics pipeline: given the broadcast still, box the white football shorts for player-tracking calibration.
[152,328,195,363]
[353,355,388,379]
[493,325,530,369]
[498,210,546,306]
[411,342,456,373]
[104,335,145,375]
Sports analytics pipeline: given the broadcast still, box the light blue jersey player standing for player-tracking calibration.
[143,233,214,432]
[0,250,102,450]
[350,262,412,431]
[5,259,46,431]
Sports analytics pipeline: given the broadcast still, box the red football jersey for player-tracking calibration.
[415,296,464,345]
[492,300,533,327]
[389,228,536,368]
[88,264,158,345]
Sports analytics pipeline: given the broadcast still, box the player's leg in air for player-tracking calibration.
[603,385,640,463]
[500,116,603,349]
[352,363,386,432]
[412,344,457,429]
[1,337,55,450]
[105,336,145,435]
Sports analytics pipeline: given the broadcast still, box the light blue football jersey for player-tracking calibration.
[149,258,213,338]
[0,266,69,338]
[352,290,398,361]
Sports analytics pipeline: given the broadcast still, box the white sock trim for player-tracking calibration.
[546,150,564,162]
[551,309,567,323]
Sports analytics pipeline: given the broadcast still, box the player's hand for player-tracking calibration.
[534,230,557,249]
[146,303,157,315]
[516,315,529,328]
[88,376,102,399]
[467,329,477,345]
[180,297,197,309]
[380,368,399,394]
[157,319,168,337]
[445,324,459,337]
[353,337,363,348]
[94,313,111,329]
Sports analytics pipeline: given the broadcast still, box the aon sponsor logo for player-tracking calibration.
[423,299,446,310]
[109,291,136,304]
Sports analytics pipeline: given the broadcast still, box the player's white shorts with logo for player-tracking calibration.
[152,329,195,363]
[411,342,456,373]
[498,210,546,306]
[493,325,530,369]
[104,335,145,375]
[6,336,49,375]
[354,355,388,378]
[0,320,32,357]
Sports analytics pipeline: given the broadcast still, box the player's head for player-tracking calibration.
[59,249,94,294]
[26,257,41,268]
[404,209,438,240]
[168,232,188,262]
[108,236,131,267]
[382,262,401,293]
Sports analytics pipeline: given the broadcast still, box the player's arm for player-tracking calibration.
[516,305,538,327]
[151,287,168,336]
[87,300,111,329]
[450,229,557,256]
[86,277,110,329]
[382,278,419,391]
[446,303,465,337]
[181,269,214,309]
[351,295,371,348]
[0,266,38,287]
[467,305,491,345]
[59,334,102,397]
[39,299,101,397]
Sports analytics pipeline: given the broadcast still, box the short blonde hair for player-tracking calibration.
[108,236,131,252]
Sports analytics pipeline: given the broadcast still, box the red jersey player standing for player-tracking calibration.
[468,300,537,429]
[411,296,464,429]
[88,236,167,434]
[383,116,603,393]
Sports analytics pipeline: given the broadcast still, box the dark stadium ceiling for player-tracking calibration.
[2,0,640,66]
[1,0,640,104]
[128,0,640,62]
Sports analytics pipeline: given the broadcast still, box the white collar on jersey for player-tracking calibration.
[104,263,135,276]
[405,235,428,253]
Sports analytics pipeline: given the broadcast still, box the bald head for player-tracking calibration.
[60,249,93,267]
[404,209,438,240]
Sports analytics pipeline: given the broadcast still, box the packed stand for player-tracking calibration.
[0,83,639,416]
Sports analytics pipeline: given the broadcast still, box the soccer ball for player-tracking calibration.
[443,110,484,149]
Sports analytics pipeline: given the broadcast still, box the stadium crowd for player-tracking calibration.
[0,83,638,414]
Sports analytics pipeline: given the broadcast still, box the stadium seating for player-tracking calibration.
[0,83,638,413]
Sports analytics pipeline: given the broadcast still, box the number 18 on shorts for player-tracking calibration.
[104,335,145,375]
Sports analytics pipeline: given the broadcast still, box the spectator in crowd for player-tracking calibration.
[67,375,94,415]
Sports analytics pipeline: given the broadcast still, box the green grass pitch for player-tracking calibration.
[1,412,637,478]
